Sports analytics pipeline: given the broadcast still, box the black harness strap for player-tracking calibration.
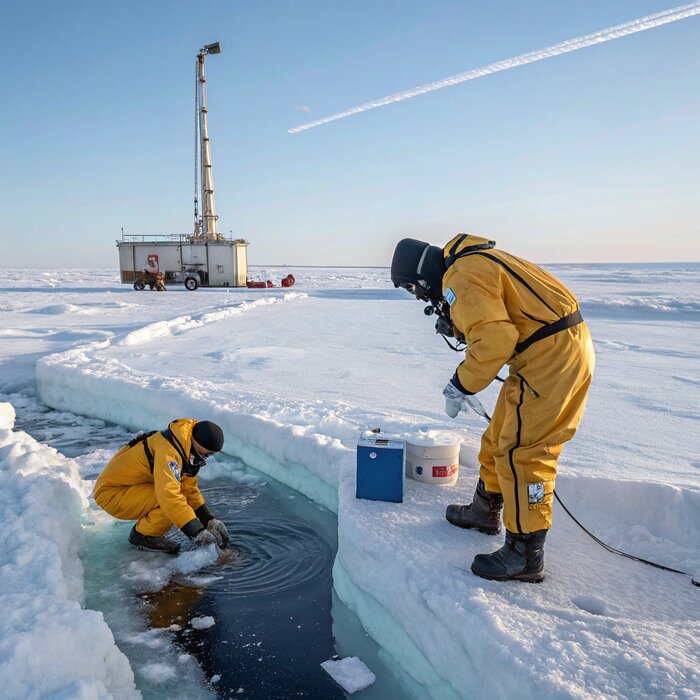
[466,252,560,317]
[127,431,157,473]
[127,431,157,448]
[126,427,189,475]
[444,234,468,268]
[514,310,583,355]
[445,248,584,355]
[160,427,204,477]
[444,236,496,268]
[161,427,189,464]
[143,440,154,473]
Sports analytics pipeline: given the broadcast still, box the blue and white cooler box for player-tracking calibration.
[356,435,405,503]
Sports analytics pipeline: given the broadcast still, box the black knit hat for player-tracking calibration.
[192,421,224,452]
[390,238,446,303]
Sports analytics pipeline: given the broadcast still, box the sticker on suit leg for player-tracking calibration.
[168,460,182,481]
[528,482,545,505]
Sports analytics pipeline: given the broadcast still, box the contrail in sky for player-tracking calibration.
[289,1,700,134]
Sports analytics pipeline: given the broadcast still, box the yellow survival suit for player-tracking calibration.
[94,418,210,538]
[442,234,595,534]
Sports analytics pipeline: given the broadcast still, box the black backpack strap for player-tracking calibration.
[161,427,202,477]
[160,427,189,466]
[444,234,468,268]
[143,439,155,474]
[125,427,190,475]
[126,431,158,473]
[127,430,157,448]
[444,236,497,269]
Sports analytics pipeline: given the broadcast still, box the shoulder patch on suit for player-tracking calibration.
[168,460,182,481]
[444,287,457,306]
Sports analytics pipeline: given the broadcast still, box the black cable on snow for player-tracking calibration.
[553,490,700,587]
[474,407,699,587]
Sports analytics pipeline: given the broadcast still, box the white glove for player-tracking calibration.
[443,381,489,420]
[193,528,219,547]
[207,518,230,546]
[443,381,465,418]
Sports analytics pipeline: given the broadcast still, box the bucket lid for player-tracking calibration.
[405,429,462,447]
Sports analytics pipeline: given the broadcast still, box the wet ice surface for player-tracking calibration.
[84,476,345,699]
[11,399,415,699]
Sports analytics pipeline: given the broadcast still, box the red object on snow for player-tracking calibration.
[246,274,296,289]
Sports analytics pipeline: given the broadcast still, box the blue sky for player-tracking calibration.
[1,0,698,266]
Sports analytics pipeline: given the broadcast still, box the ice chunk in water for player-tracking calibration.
[321,656,376,693]
[140,662,177,683]
[191,616,216,630]
[0,402,15,429]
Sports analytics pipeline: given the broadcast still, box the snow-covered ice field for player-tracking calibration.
[1,263,698,699]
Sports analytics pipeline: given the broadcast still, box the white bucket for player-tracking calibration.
[405,431,461,485]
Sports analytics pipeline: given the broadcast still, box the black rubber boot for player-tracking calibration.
[445,479,503,535]
[128,525,180,555]
[471,529,547,583]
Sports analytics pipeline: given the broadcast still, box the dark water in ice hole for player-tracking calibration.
[149,479,345,699]
[12,399,420,700]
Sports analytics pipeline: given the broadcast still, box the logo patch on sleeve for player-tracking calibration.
[168,460,182,481]
[528,482,545,505]
[444,287,457,306]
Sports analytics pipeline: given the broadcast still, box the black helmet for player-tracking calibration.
[390,238,446,303]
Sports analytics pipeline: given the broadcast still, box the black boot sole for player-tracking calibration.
[446,518,501,535]
[128,526,180,555]
[129,542,180,555]
[471,565,544,583]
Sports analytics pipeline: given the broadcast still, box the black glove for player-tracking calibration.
[206,519,229,546]
[193,529,219,547]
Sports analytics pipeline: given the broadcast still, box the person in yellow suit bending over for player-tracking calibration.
[391,234,595,583]
[94,419,230,554]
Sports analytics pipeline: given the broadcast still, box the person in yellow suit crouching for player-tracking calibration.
[94,419,230,554]
[391,234,595,582]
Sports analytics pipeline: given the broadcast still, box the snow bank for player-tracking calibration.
[36,354,700,698]
[580,295,700,321]
[0,412,139,700]
[335,468,700,699]
[118,293,305,346]
[32,277,700,699]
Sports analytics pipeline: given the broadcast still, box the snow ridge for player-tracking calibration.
[0,408,140,700]
[118,293,306,347]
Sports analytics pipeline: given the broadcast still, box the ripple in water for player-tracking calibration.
[183,517,332,597]
[180,482,333,598]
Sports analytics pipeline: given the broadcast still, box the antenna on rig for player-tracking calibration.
[194,42,222,240]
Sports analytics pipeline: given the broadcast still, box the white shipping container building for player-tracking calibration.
[117,235,249,289]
